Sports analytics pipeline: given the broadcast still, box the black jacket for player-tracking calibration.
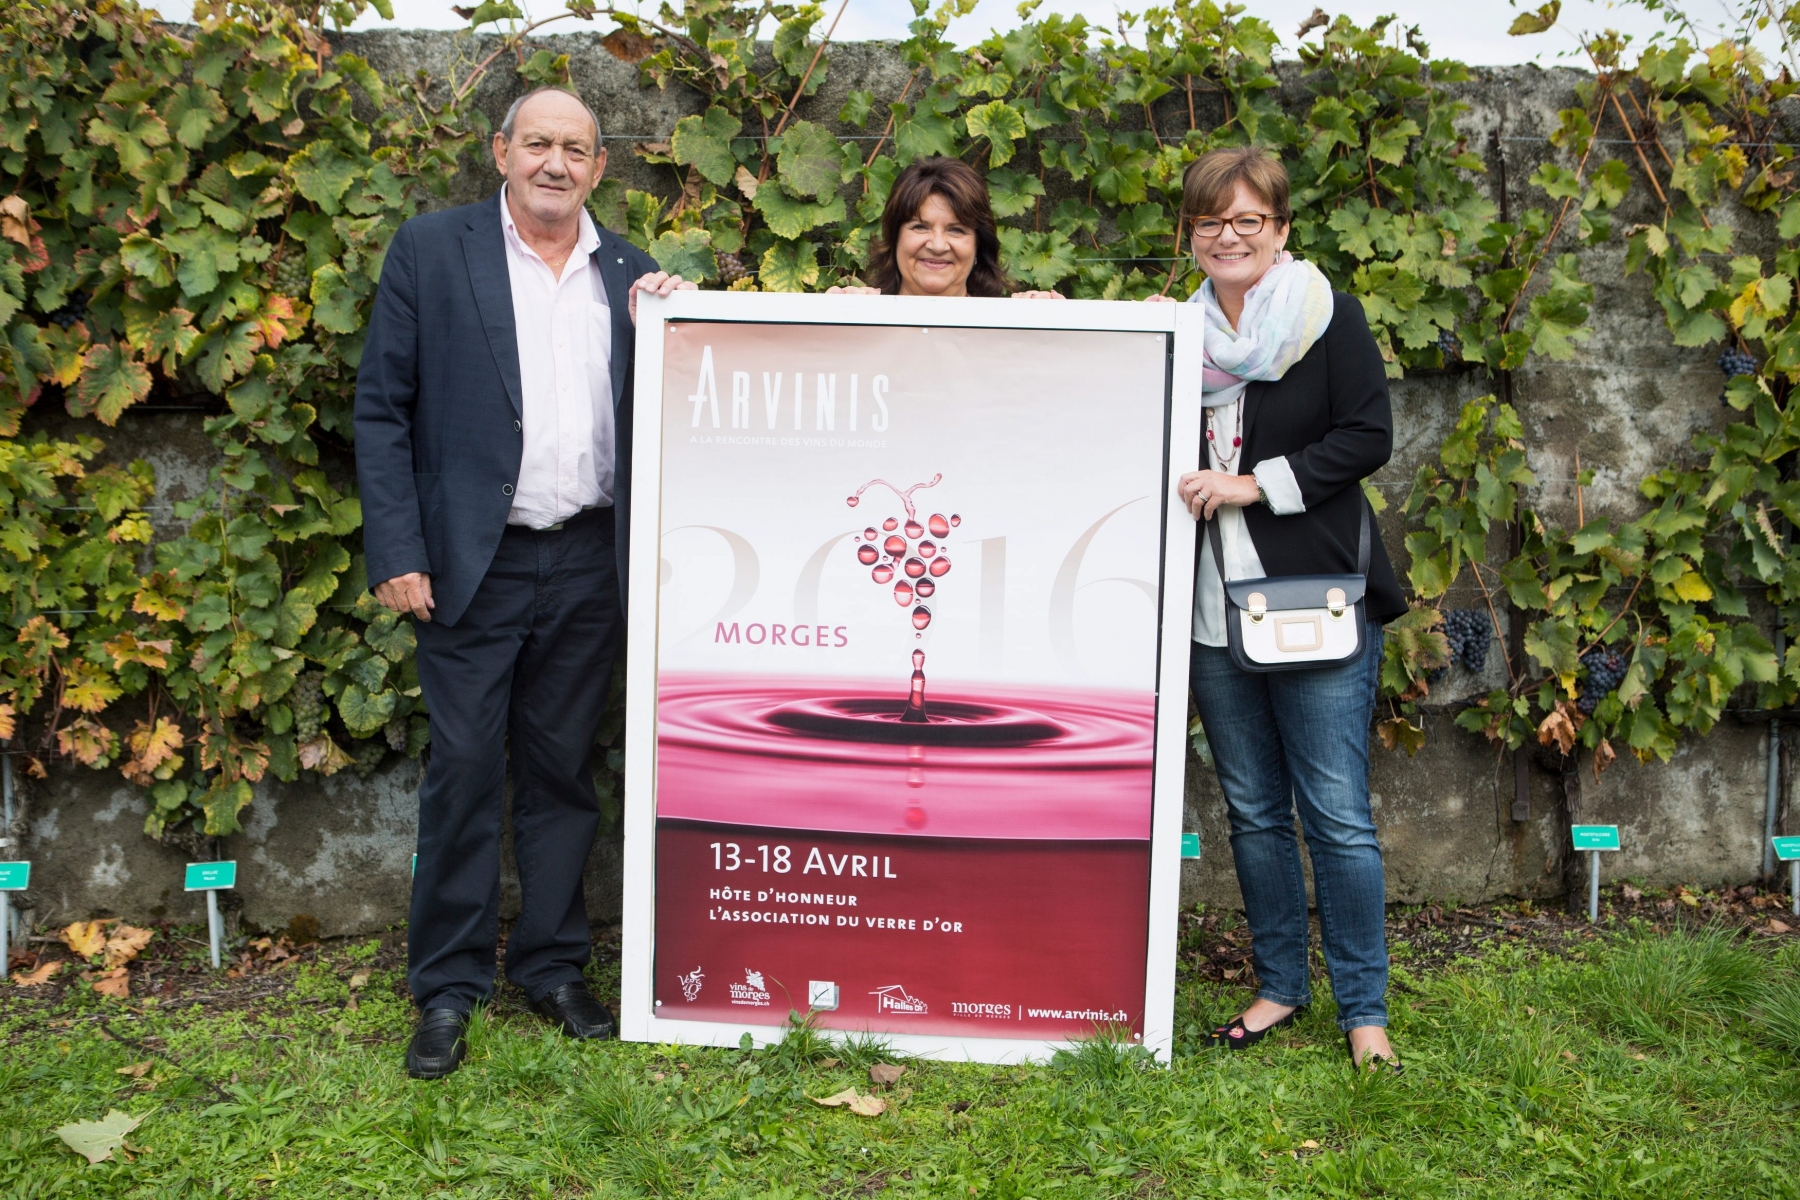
[354,190,659,626]
[1207,290,1407,625]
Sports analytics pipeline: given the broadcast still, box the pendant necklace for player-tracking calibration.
[1206,400,1244,473]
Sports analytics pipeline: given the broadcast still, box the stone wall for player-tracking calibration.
[9,36,1788,937]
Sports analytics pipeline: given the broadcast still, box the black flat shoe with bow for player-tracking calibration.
[406,1008,470,1079]
[1208,1006,1305,1050]
[532,981,618,1040]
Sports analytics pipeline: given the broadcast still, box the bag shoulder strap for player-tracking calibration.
[1206,493,1372,585]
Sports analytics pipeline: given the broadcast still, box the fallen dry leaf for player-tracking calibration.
[1301,1139,1321,1150]
[88,967,130,999]
[817,1056,840,1069]
[115,1062,152,1078]
[810,1088,886,1117]
[347,970,371,990]
[55,1110,143,1165]
[63,920,109,958]
[103,924,154,969]
[869,1062,906,1087]
[1770,919,1792,933]
[1560,1049,1578,1062]
[13,959,61,986]
[1621,882,1643,901]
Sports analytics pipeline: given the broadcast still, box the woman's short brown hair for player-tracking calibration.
[866,156,1009,297]
[1178,146,1291,233]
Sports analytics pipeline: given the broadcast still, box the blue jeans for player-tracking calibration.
[1189,621,1389,1030]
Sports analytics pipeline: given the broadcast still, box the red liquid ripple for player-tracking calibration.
[654,673,1155,839]
[928,556,951,577]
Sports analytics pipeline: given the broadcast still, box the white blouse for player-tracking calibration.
[1191,398,1306,646]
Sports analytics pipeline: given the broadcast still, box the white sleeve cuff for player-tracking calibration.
[1251,457,1306,516]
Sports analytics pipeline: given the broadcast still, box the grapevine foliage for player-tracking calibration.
[1,0,1797,835]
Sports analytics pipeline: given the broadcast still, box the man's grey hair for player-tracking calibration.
[499,85,603,149]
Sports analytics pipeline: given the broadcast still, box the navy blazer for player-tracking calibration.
[354,190,659,627]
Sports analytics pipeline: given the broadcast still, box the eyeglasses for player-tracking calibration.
[1192,213,1278,238]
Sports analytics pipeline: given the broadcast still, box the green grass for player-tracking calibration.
[2,925,1798,1197]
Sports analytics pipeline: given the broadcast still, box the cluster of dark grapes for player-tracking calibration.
[1442,608,1490,672]
[1436,326,1459,363]
[1577,646,1628,714]
[716,251,749,286]
[46,290,88,330]
[384,716,409,753]
[290,670,325,742]
[1718,346,1757,406]
[271,250,312,299]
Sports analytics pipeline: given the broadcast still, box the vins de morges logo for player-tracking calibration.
[730,968,772,1007]
[677,966,704,1003]
[870,984,928,1015]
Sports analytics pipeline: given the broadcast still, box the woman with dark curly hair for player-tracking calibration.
[829,156,1060,299]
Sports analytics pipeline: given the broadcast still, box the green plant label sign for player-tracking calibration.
[184,861,237,892]
[0,862,28,890]
[1772,837,1800,862]
[1571,825,1621,852]
[1180,833,1200,860]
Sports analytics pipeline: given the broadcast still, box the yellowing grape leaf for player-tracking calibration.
[13,959,60,986]
[121,717,184,787]
[63,920,109,958]
[102,924,154,969]
[55,1110,143,1164]
[809,1088,886,1116]
[868,1062,906,1087]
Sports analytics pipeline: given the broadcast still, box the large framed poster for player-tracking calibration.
[621,292,1204,1063]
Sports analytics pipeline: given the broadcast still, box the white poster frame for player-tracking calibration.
[620,291,1205,1064]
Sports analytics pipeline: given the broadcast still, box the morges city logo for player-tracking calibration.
[870,984,928,1015]
[677,966,704,1002]
[730,968,772,1007]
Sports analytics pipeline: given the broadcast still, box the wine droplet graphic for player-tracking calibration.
[893,580,913,604]
[864,527,877,541]
[929,514,950,538]
[881,517,899,532]
[901,649,929,723]
[928,555,951,577]
[883,534,907,557]
[904,520,924,539]
[872,563,894,583]
[846,495,859,507]
[914,579,935,598]
[949,514,961,527]
[857,544,879,565]
[912,605,932,630]
[918,540,936,558]
[903,556,926,579]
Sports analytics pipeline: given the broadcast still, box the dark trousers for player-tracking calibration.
[407,507,621,1013]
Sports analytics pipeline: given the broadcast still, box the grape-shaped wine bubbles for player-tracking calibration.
[882,517,898,532]
[904,519,923,539]
[846,495,859,507]
[950,514,961,527]
[928,514,950,537]
[903,557,926,579]
[915,579,935,598]
[918,540,937,558]
[883,534,907,557]
[857,544,879,565]
[928,556,951,577]
[872,564,894,583]
[912,606,932,630]
[863,527,877,541]
[894,580,914,604]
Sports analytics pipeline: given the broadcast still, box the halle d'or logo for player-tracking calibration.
[730,968,772,1007]
[677,966,704,1002]
[870,984,928,1015]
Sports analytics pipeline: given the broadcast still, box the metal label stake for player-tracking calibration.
[1571,825,1622,923]
[183,861,238,969]
[1774,837,1800,917]
[0,861,28,978]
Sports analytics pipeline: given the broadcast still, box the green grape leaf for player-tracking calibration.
[776,120,845,199]
[670,107,742,187]
[987,169,1045,218]
[965,101,1026,167]
[287,141,361,216]
[338,683,399,736]
[309,263,362,334]
[754,185,845,239]
[839,90,876,129]
[892,105,958,164]
[649,228,718,281]
[72,343,152,425]
[1507,0,1561,34]
[162,82,226,149]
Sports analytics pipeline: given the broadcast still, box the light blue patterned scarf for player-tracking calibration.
[1188,251,1334,408]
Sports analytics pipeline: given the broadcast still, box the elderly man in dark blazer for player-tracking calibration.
[355,85,692,1079]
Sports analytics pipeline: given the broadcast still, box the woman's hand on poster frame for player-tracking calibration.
[1179,469,1259,520]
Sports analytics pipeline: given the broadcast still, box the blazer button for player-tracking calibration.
[514,419,522,431]
[502,484,514,496]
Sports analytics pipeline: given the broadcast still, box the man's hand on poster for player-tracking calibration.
[628,271,697,325]
[1179,469,1260,520]
[375,571,436,622]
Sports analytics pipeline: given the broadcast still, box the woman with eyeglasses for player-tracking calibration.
[1147,146,1407,1071]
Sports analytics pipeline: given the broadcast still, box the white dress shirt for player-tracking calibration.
[500,185,615,528]
[1192,399,1306,646]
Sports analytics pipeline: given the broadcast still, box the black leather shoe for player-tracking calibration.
[532,981,618,1039]
[405,1008,469,1079]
